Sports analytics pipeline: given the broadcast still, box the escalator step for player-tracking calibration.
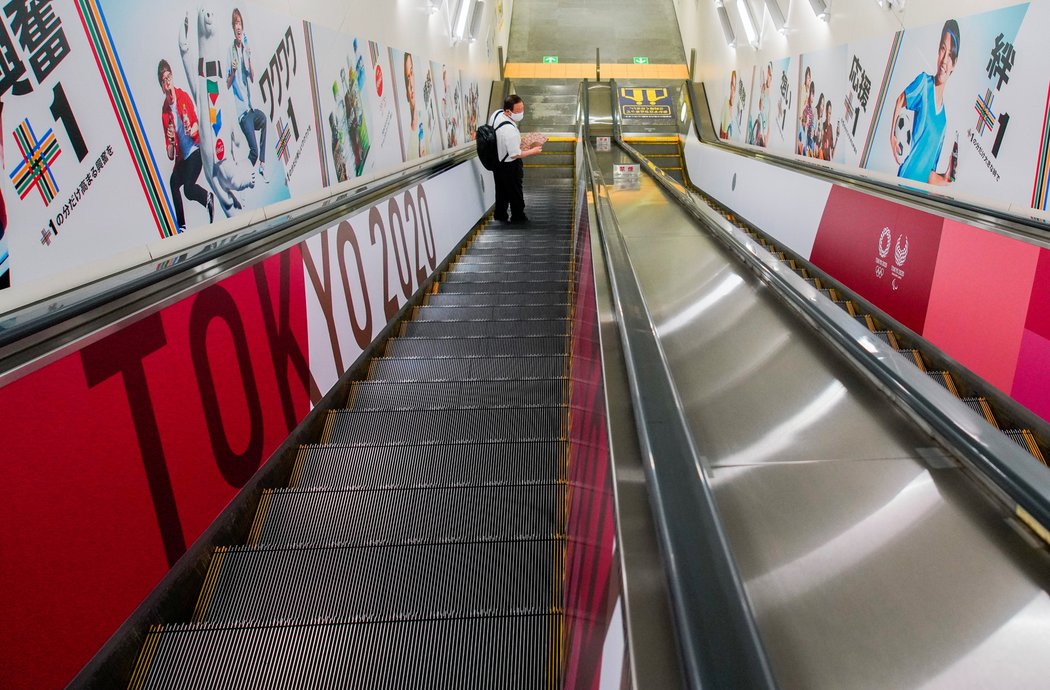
[130,615,558,690]
[253,484,565,547]
[324,407,564,445]
[962,397,998,427]
[350,379,566,410]
[290,441,565,489]
[896,349,927,371]
[368,355,565,382]
[872,330,899,348]
[402,319,569,338]
[426,292,569,307]
[195,539,562,624]
[441,270,568,283]
[1003,429,1047,464]
[385,335,567,357]
[414,305,568,321]
[438,282,567,295]
[452,262,566,273]
[926,371,960,397]
[455,256,568,267]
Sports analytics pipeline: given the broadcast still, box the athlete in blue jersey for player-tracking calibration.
[890,20,960,185]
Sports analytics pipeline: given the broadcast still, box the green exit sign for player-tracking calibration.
[633,56,650,64]
[542,55,559,64]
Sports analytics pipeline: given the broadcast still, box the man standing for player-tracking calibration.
[489,95,542,224]
[159,59,214,232]
[227,8,268,181]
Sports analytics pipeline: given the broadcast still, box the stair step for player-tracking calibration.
[415,305,568,321]
[368,355,565,382]
[130,615,558,690]
[253,484,565,547]
[290,441,565,489]
[385,335,567,357]
[350,379,566,411]
[425,293,569,307]
[195,539,562,623]
[324,407,564,445]
[402,319,569,339]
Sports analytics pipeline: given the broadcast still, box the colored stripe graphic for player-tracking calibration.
[76,0,179,238]
[974,89,996,135]
[9,119,61,204]
[860,30,904,168]
[303,21,330,188]
[275,119,292,163]
[1032,83,1050,211]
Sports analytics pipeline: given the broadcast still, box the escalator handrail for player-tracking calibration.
[581,136,779,690]
[615,132,1050,550]
[0,146,478,372]
[683,80,1050,242]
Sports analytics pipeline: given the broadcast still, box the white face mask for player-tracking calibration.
[510,111,525,122]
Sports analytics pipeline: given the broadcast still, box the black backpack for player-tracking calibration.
[476,117,513,170]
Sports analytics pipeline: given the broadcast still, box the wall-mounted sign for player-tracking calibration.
[633,56,650,64]
[596,136,611,151]
[618,87,674,119]
[542,55,559,64]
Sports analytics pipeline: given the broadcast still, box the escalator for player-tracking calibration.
[125,165,577,687]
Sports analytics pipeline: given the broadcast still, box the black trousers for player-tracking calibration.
[492,159,524,220]
[170,148,209,227]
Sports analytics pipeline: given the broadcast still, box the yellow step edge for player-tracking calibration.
[191,548,228,623]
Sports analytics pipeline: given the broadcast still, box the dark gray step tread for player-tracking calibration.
[324,407,564,445]
[426,293,569,307]
[291,441,565,489]
[402,321,568,339]
[385,335,567,357]
[134,615,558,690]
[256,484,564,547]
[350,379,565,411]
[441,272,568,283]
[414,305,568,320]
[437,283,568,295]
[198,539,562,624]
[368,356,565,382]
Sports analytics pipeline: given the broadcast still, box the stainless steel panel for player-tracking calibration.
[712,459,1050,690]
[597,156,1050,688]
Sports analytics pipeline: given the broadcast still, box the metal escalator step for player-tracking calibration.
[415,305,568,321]
[324,407,564,445]
[441,270,568,284]
[453,262,566,273]
[464,247,571,257]
[402,319,569,338]
[132,614,558,690]
[385,336,567,357]
[455,257,568,268]
[368,355,565,382]
[926,371,960,397]
[895,349,927,371]
[197,539,563,624]
[1003,429,1047,464]
[871,330,899,348]
[291,441,565,489]
[255,484,564,546]
[426,292,569,307]
[438,281,568,295]
[962,397,998,427]
[350,379,566,410]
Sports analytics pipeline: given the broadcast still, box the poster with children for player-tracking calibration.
[796,46,848,164]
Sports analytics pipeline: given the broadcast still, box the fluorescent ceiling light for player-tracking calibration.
[717,5,736,48]
[736,0,759,49]
[452,0,472,40]
[468,0,486,42]
[764,0,787,33]
[808,0,829,22]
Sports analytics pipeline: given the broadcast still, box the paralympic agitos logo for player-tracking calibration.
[875,227,909,291]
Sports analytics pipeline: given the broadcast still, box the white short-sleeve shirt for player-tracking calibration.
[490,110,521,162]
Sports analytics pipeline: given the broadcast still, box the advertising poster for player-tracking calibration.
[764,56,797,155]
[746,62,774,148]
[839,34,897,167]
[716,66,753,143]
[864,4,1031,201]
[462,70,481,140]
[306,26,401,187]
[389,48,428,160]
[796,46,847,163]
[432,61,459,149]
[0,0,158,291]
[96,1,326,233]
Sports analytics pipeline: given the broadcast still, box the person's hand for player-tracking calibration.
[166,122,176,142]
